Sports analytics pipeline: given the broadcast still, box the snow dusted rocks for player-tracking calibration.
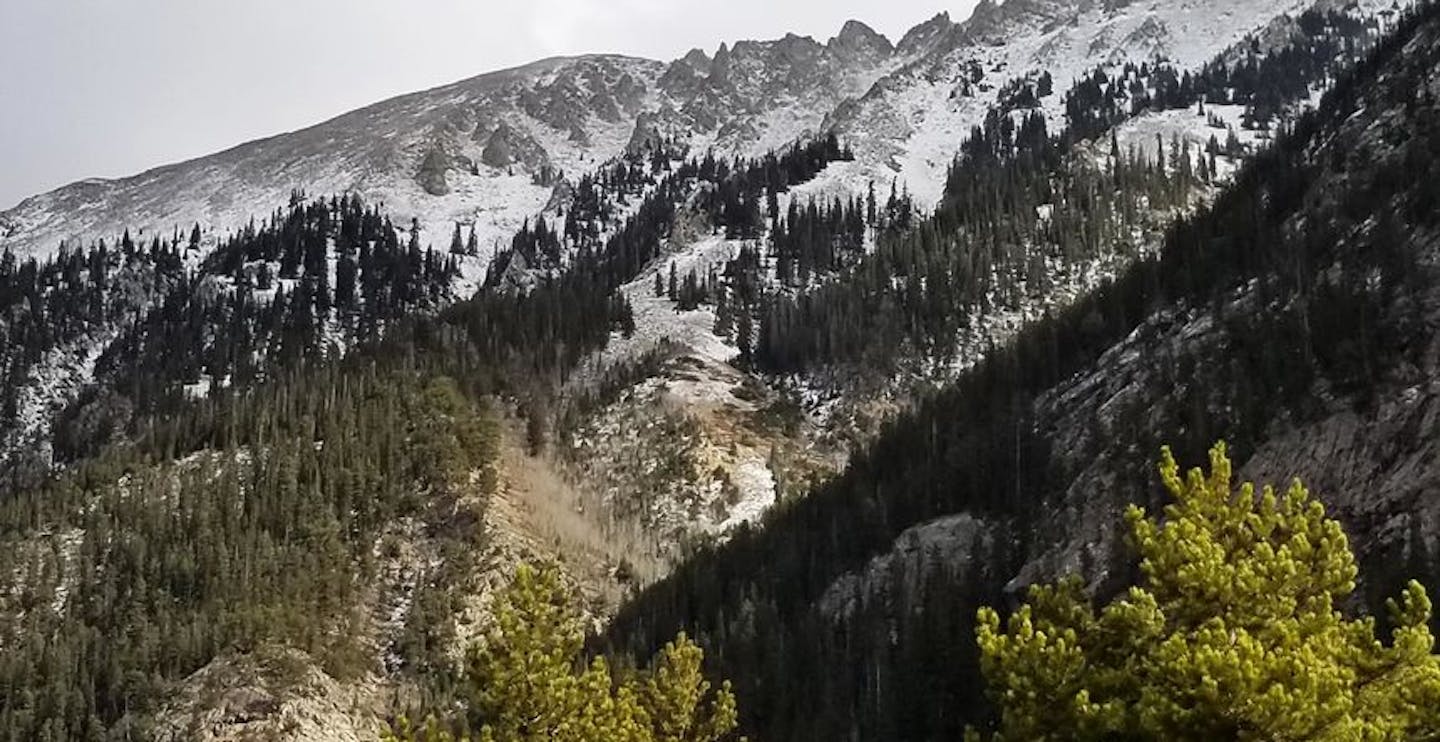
[1,0,1363,267]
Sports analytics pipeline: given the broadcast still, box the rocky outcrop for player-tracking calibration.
[657,49,712,97]
[148,647,387,742]
[896,11,956,56]
[414,147,451,196]
[827,20,895,64]
[479,122,550,172]
[625,109,682,155]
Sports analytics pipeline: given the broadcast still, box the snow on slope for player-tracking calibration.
[0,330,115,470]
[0,22,923,269]
[1,0,1366,272]
[826,0,1393,207]
[1,55,655,267]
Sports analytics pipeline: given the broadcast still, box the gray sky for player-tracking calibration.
[0,0,976,210]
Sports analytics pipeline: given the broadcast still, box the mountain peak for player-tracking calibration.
[964,0,1087,38]
[710,42,733,79]
[681,47,712,68]
[896,11,956,55]
[829,19,895,57]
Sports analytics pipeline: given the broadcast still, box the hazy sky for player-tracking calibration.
[0,0,978,209]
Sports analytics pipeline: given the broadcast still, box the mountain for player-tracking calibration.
[606,2,1440,738]
[1,0,1383,507]
[0,0,1426,737]
[1,0,1397,266]
[0,31,916,270]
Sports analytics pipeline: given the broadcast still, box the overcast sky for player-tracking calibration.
[0,0,978,209]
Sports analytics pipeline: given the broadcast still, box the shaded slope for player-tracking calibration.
[604,2,1440,739]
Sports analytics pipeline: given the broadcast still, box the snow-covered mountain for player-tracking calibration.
[0,1,1422,737]
[0,0,1400,267]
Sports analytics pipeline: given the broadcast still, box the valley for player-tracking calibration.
[0,0,1434,738]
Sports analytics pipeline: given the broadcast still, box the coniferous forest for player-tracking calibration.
[604,4,1440,739]
[2,1,1439,739]
[0,129,856,738]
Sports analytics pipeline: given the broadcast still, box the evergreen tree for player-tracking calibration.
[975,443,1440,740]
[387,563,741,742]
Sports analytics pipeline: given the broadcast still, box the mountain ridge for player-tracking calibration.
[1,0,1365,265]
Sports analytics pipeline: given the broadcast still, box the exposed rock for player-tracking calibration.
[625,111,672,155]
[681,48,711,68]
[545,179,575,214]
[480,122,550,172]
[658,60,705,97]
[611,72,648,111]
[827,19,895,62]
[148,647,387,742]
[818,514,992,620]
[896,11,955,56]
[709,42,733,83]
[414,147,450,196]
[486,248,537,292]
[590,89,623,123]
[1120,16,1172,60]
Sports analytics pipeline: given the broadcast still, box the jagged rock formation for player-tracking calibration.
[0,0,1369,264]
[149,647,388,742]
[415,146,452,196]
[478,121,550,171]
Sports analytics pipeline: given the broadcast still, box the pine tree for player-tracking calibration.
[386,563,742,742]
[713,290,733,340]
[974,443,1440,740]
[735,307,753,366]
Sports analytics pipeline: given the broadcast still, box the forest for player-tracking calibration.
[0,127,858,738]
[0,365,498,739]
[0,1,1432,738]
[737,6,1391,380]
[603,3,1440,738]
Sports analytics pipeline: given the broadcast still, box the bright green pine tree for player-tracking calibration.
[974,442,1440,740]
[386,563,741,742]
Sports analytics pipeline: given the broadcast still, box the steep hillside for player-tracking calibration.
[0,1,1427,737]
[605,2,1440,739]
[2,0,1399,505]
